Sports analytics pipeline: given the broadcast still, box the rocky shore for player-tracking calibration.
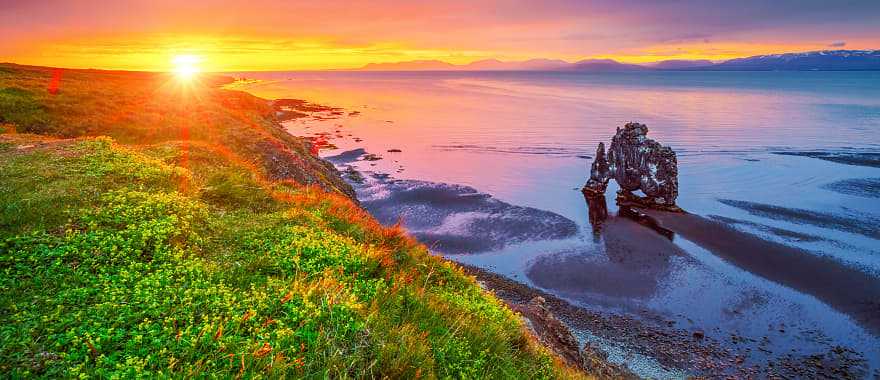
[271,97,879,379]
[461,263,872,379]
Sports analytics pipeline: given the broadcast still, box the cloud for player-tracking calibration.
[2,0,879,69]
[828,41,847,47]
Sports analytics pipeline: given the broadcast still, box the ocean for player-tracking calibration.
[232,70,880,377]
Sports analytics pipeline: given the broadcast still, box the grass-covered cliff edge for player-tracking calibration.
[0,64,589,379]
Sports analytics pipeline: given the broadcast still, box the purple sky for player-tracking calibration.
[1,0,877,69]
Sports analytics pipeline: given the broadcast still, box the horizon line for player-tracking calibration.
[4,48,878,73]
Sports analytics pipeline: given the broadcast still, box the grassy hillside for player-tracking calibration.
[0,64,588,378]
[0,64,353,198]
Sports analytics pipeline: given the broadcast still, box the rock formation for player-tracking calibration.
[583,122,681,212]
[584,142,610,196]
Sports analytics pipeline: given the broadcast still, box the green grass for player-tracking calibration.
[0,87,51,132]
[0,64,587,379]
[0,63,352,197]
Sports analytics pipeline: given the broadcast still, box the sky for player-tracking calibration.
[1,0,878,71]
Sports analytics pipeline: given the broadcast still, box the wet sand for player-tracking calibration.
[327,150,580,254]
[645,209,880,335]
[718,199,880,240]
[343,166,880,376]
[363,177,578,254]
[463,263,871,379]
[774,151,880,168]
[320,148,879,378]
[822,177,880,199]
[707,214,826,243]
[462,263,734,377]
[270,97,879,378]
[527,217,686,302]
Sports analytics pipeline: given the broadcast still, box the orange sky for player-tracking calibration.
[2,0,878,71]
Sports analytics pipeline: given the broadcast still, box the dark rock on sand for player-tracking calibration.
[584,122,680,211]
[273,98,343,113]
[718,199,880,239]
[644,209,880,335]
[276,110,308,122]
[821,177,880,198]
[357,178,578,254]
[325,148,366,164]
[708,214,825,243]
[774,151,880,168]
[341,166,365,183]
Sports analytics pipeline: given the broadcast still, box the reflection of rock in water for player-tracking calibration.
[526,217,686,304]
[583,122,680,211]
[355,174,578,254]
[582,185,674,241]
[617,205,674,240]
[583,192,608,234]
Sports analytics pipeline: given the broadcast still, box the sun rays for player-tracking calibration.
[172,54,202,81]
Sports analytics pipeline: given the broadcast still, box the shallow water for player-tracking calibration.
[233,71,880,377]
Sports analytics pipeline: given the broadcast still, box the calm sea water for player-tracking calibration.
[233,71,880,376]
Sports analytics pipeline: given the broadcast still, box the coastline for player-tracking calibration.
[0,65,592,378]
[256,77,880,378]
[327,143,877,377]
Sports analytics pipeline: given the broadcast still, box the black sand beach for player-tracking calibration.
[327,145,878,378]
[266,93,880,378]
[644,209,880,335]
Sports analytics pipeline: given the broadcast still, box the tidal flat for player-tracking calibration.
[234,70,880,378]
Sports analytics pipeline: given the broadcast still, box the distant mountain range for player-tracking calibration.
[359,58,647,72]
[705,50,880,71]
[360,58,573,71]
[643,59,714,69]
[356,50,880,71]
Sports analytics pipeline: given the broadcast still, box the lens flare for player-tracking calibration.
[172,55,201,80]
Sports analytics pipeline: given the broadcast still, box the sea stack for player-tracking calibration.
[583,122,681,211]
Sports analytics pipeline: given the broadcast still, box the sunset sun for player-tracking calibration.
[172,54,201,80]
